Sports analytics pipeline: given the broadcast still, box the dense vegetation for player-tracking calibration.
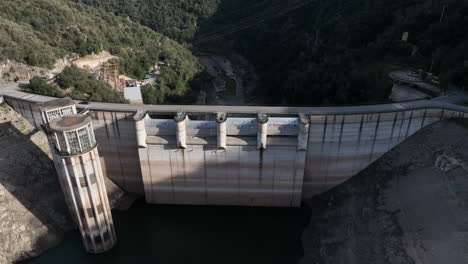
[196,0,468,105]
[4,0,467,106]
[0,0,202,102]
[29,65,125,103]
[71,0,219,42]
[29,77,63,98]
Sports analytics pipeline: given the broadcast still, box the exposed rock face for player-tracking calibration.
[301,119,468,264]
[0,61,51,84]
[0,102,72,264]
[0,102,136,263]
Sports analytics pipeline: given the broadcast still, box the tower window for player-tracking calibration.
[60,107,73,116]
[89,173,97,184]
[79,177,88,187]
[96,204,104,215]
[46,110,60,122]
[78,127,91,150]
[87,208,95,217]
[66,131,80,153]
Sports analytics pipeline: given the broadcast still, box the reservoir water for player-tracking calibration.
[25,199,309,264]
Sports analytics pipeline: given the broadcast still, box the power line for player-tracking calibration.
[194,0,314,44]
[197,0,306,40]
[196,0,308,40]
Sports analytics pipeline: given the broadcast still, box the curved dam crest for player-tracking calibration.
[2,83,468,207]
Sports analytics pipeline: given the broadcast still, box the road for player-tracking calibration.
[1,82,468,116]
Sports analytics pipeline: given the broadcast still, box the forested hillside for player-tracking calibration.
[71,0,219,42]
[73,0,467,105]
[197,0,468,105]
[0,0,202,100]
[2,0,466,106]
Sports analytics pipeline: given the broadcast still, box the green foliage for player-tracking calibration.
[141,84,169,105]
[197,0,468,105]
[56,65,125,103]
[29,77,62,97]
[72,0,219,42]
[0,0,202,97]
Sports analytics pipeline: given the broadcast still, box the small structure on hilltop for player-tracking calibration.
[124,85,143,105]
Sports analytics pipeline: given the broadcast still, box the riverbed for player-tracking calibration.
[24,199,309,264]
[197,51,258,106]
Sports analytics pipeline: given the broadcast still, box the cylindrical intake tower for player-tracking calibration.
[48,114,117,253]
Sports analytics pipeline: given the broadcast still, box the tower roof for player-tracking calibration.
[49,114,92,131]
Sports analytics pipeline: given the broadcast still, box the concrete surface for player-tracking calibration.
[0,101,137,263]
[301,119,468,263]
[2,83,468,207]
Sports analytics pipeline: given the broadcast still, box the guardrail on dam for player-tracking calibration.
[2,86,468,207]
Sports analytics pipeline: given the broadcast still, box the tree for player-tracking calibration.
[29,77,61,97]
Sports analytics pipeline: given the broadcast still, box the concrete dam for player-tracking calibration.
[3,85,468,208]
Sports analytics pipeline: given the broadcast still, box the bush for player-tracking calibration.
[29,77,61,97]
[56,65,126,103]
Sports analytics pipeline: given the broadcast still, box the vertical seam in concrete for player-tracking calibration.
[353,114,365,175]
[237,147,241,205]
[181,149,187,194]
[404,110,414,139]
[334,115,345,181]
[145,146,154,203]
[357,114,371,174]
[102,112,109,138]
[113,112,121,138]
[28,103,38,129]
[168,149,176,203]
[17,101,26,120]
[324,114,336,189]
[315,115,328,192]
[302,115,312,184]
[397,111,407,142]
[272,149,276,205]
[440,109,445,121]
[421,109,428,129]
[369,113,381,164]
[387,112,398,151]
[203,150,208,204]
[115,138,126,190]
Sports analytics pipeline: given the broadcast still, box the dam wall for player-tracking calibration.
[4,97,144,194]
[3,88,468,206]
[304,108,467,197]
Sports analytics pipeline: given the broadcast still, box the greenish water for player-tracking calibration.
[26,200,309,264]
